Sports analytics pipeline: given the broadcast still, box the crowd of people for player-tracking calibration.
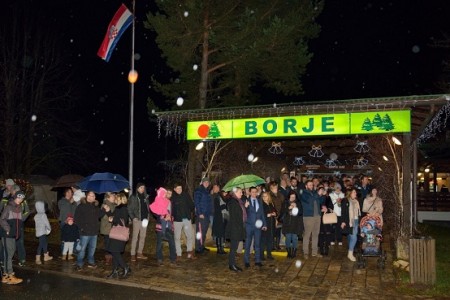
[0,172,384,284]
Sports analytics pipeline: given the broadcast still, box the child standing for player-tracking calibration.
[0,191,26,284]
[34,201,53,264]
[61,215,79,260]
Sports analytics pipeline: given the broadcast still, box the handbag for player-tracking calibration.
[109,219,130,242]
[322,211,338,224]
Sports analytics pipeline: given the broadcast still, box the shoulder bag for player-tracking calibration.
[322,211,338,224]
[109,219,130,242]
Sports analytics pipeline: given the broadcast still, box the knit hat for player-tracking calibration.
[334,183,342,190]
[15,191,25,199]
[5,178,15,186]
[201,177,210,183]
[73,189,85,202]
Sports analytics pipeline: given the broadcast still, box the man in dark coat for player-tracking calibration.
[225,188,245,272]
[194,177,211,254]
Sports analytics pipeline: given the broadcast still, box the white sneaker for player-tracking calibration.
[338,242,343,246]
[330,242,335,245]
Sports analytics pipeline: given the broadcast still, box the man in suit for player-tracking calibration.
[244,186,267,268]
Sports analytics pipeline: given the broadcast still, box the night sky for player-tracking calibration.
[3,0,449,188]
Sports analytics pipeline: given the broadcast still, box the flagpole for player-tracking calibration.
[128,0,137,194]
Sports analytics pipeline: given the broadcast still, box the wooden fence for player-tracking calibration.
[409,237,436,285]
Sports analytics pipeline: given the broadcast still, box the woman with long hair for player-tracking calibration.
[340,188,361,261]
[260,191,276,261]
[106,193,131,278]
[225,187,246,272]
[362,187,383,227]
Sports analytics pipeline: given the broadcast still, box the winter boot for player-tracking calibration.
[106,267,120,279]
[347,250,356,262]
[36,255,42,265]
[43,252,53,262]
[220,238,227,254]
[323,242,329,256]
[215,238,224,254]
[121,265,131,278]
[6,274,23,285]
[287,247,292,259]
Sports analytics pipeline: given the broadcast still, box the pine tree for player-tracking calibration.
[361,118,373,131]
[372,113,383,128]
[144,0,323,110]
[381,114,395,131]
[208,122,221,138]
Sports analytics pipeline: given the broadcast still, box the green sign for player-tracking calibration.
[187,110,410,140]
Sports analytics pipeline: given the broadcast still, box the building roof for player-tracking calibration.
[154,94,450,143]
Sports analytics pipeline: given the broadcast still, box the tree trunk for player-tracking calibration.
[198,7,209,110]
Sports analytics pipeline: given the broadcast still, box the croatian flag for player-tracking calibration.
[97,4,133,62]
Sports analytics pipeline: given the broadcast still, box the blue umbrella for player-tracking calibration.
[78,172,129,193]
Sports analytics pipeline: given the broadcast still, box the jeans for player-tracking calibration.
[77,235,97,267]
[347,219,359,251]
[174,219,194,256]
[285,233,298,249]
[195,217,209,251]
[36,235,48,255]
[156,230,176,262]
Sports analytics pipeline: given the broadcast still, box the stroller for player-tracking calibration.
[356,215,387,269]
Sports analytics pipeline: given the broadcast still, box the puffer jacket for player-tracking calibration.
[0,201,23,239]
[34,201,51,237]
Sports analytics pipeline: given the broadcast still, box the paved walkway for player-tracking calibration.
[14,227,408,300]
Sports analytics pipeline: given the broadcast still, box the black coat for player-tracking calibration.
[320,195,334,234]
[107,204,129,253]
[279,201,301,235]
[171,192,194,222]
[262,201,276,238]
[225,197,245,241]
[212,194,227,238]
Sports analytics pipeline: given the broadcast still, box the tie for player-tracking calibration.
[252,199,255,208]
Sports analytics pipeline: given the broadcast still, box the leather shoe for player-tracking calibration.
[255,262,263,267]
[229,265,242,272]
[245,263,250,268]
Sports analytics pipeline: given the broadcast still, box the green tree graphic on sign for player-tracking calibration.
[208,122,221,138]
[381,114,395,131]
[372,113,383,128]
[361,118,374,131]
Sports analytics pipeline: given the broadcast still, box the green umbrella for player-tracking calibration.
[222,174,266,192]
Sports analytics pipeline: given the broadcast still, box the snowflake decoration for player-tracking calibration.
[268,142,283,154]
[354,140,370,153]
[293,156,305,166]
[308,145,324,157]
[324,159,337,168]
[305,170,314,177]
[333,171,341,178]
[356,157,369,168]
